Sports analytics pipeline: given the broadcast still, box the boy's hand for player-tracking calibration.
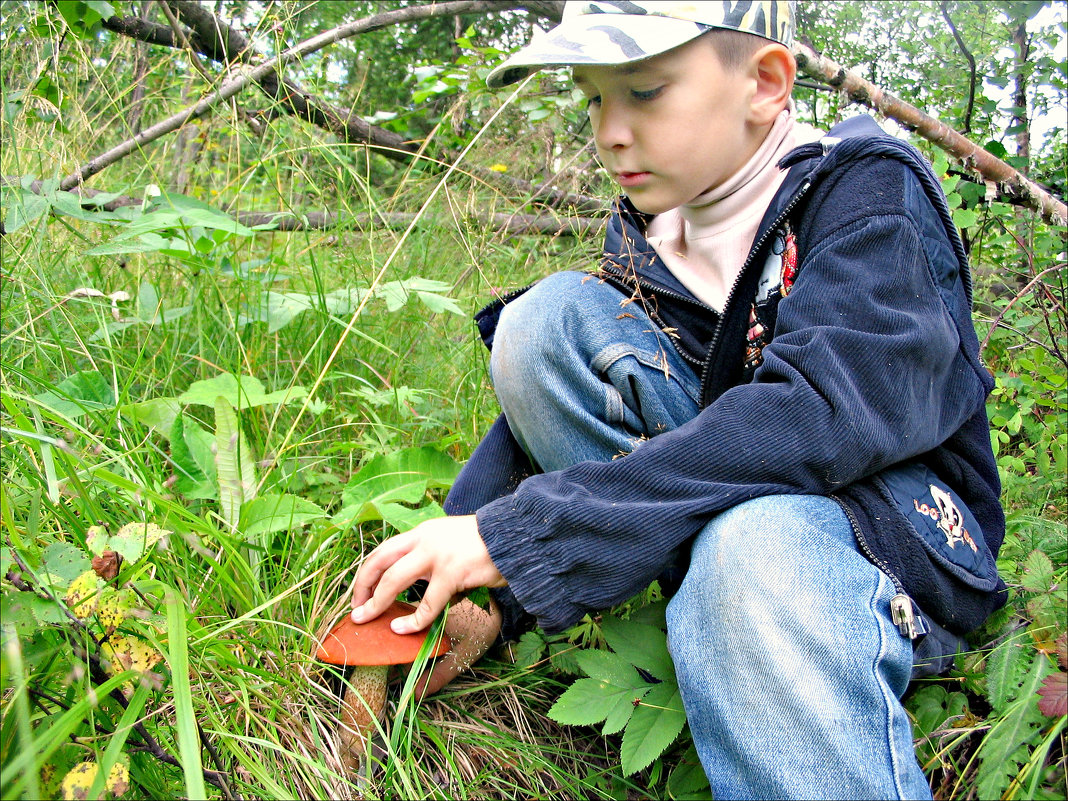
[350,514,506,635]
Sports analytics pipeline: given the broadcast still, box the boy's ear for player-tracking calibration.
[748,44,796,126]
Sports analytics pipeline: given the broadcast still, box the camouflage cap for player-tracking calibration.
[487,1,796,88]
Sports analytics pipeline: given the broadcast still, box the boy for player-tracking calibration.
[350,2,1006,798]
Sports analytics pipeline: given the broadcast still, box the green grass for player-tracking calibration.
[1,11,1065,799]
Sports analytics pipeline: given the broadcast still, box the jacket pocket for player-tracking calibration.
[875,462,1001,592]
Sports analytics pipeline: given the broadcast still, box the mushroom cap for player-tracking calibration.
[316,600,450,666]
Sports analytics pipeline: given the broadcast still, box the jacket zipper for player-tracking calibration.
[597,266,713,369]
[831,496,926,640]
[696,177,814,406]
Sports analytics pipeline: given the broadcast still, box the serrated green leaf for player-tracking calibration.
[976,651,1051,799]
[576,648,649,688]
[1020,549,1054,593]
[600,616,676,681]
[601,686,643,735]
[986,639,1029,713]
[514,630,546,669]
[239,493,325,538]
[620,681,687,775]
[548,677,649,727]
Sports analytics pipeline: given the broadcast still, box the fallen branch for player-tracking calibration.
[6,177,605,236]
[792,41,1066,228]
[98,2,602,212]
[60,1,499,192]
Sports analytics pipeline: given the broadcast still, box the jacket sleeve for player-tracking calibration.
[475,159,988,633]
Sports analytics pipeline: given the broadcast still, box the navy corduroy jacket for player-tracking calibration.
[445,115,1007,640]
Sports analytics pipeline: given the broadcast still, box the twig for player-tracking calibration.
[157,1,214,82]
[940,1,976,133]
[980,262,1067,350]
[105,2,601,210]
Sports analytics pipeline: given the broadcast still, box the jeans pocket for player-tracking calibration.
[876,463,1000,592]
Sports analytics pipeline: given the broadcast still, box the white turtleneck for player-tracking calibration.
[645,104,821,312]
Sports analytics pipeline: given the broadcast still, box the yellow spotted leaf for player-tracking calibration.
[59,760,130,800]
[89,522,170,563]
[60,762,97,800]
[96,589,137,628]
[65,569,103,619]
[105,761,130,797]
[101,633,163,676]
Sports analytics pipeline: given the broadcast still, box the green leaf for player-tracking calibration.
[952,207,977,229]
[239,493,325,537]
[239,291,315,333]
[41,541,90,587]
[666,744,713,800]
[334,447,460,526]
[33,370,115,418]
[378,500,444,532]
[1020,549,1054,593]
[600,616,676,682]
[122,398,182,433]
[547,677,649,728]
[168,414,217,499]
[214,397,256,532]
[178,372,307,410]
[2,189,50,232]
[576,648,648,688]
[514,630,546,669]
[620,681,687,775]
[976,650,1051,799]
[986,638,1030,714]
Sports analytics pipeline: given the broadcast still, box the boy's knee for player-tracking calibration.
[668,495,858,636]
[491,271,614,391]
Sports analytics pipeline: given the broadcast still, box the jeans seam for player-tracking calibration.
[872,571,911,799]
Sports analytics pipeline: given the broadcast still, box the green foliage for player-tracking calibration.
[548,612,704,792]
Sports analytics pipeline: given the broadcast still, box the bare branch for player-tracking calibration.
[60,2,499,191]
[99,1,601,211]
[6,176,603,237]
[939,1,976,133]
[792,42,1067,228]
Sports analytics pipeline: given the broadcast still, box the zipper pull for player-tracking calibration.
[890,594,919,640]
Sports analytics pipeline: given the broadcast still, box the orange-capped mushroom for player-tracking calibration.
[317,600,449,773]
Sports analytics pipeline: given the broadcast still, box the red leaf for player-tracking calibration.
[1037,671,1067,718]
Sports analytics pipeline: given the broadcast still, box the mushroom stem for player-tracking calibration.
[339,664,388,773]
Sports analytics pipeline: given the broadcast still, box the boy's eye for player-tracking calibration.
[585,95,601,107]
[630,86,663,102]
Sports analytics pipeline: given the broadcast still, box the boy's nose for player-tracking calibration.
[593,102,633,151]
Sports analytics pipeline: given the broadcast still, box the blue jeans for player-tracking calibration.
[490,272,932,800]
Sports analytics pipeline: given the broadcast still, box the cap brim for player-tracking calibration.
[486,13,709,88]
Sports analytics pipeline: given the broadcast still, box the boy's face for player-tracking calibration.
[573,36,764,215]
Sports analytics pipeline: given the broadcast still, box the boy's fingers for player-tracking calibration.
[351,552,424,624]
[350,535,418,619]
[392,579,453,634]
